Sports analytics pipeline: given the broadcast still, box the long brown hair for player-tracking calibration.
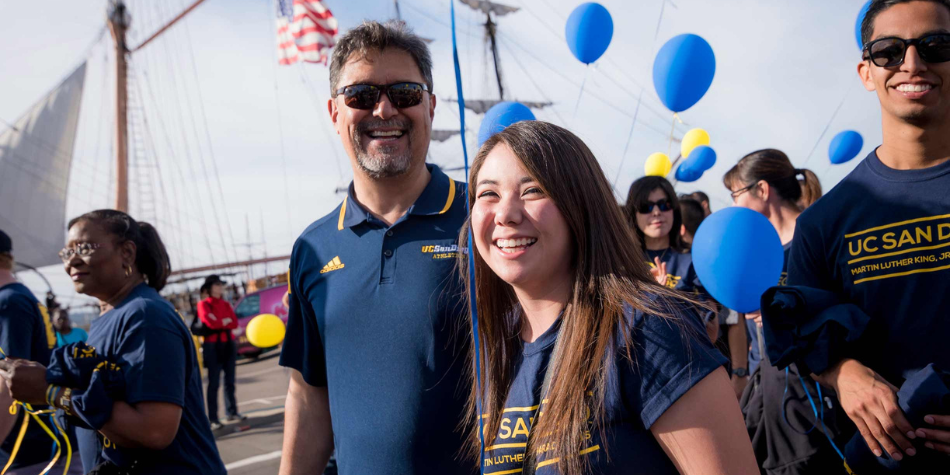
[723,149,822,210]
[460,121,695,474]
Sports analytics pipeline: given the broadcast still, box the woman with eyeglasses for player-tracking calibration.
[465,120,757,475]
[624,177,718,342]
[724,150,845,474]
[0,210,225,474]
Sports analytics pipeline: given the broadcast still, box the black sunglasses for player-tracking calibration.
[863,34,950,68]
[636,199,673,214]
[333,82,429,110]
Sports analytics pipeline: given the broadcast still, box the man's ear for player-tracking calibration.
[328,97,341,135]
[858,60,876,92]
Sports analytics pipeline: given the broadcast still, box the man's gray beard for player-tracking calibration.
[352,134,414,179]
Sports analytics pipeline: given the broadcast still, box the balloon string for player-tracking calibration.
[450,2,485,474]
[612,89,644,188]
[801,81,857,168]
[572,64,591,125]
[666,113,676,164]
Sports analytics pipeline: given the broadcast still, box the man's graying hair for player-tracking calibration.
[329,20,433,95]
[860,0,950,47]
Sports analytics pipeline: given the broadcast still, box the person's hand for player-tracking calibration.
[823,358,917,460]
[206,312,218,321]
[744,310,762,327]
[914,414,950,455]
[0,358,50,405]
[731,374,748,399]
[222,318,233,325]
[650,257,668,286]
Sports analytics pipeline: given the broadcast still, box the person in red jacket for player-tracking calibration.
[197,275,244,429]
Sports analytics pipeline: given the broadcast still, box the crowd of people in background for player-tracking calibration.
[0,0,949,473]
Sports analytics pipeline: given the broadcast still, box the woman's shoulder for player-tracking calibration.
[116,287,186,332]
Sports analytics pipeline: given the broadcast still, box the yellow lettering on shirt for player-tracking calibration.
[499,418,512,439]
[513,418,530,439]
[940,223,950,240]
[882,232,898,250]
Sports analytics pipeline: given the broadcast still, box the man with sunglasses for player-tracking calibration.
[278,21,473,475]
[788,0,950,466]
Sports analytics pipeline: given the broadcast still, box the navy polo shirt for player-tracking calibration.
[280,165,474,475]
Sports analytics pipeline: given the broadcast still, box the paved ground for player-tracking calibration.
[211,350,289,474]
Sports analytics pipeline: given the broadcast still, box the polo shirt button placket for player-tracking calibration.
[384,249,393,257]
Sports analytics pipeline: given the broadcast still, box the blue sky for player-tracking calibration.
[0,0,879,304]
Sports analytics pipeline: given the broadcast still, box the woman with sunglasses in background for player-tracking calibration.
[464,120,757,475]
[0,210,225,474]
[624,177,718,342]
[723,150,848,475]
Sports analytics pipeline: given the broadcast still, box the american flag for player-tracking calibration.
[276,0,339,66]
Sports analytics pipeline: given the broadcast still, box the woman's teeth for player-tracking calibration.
[495,238,537,253]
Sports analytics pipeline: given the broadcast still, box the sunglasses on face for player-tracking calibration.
[334,82,429,110]
[636,199,673,214]
[863,33,950,68]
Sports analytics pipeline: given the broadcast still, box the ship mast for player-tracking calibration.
[107,1,130,212]
[106,0,207,212]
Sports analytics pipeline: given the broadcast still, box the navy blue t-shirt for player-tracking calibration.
[0,282,55,469]
[747,245,791,374]
[484,302,727,474]
[788,150,950,385]
[76,284,225,474]
[645,248,715,324]
[645,248,701,294]
[279,165,474,475]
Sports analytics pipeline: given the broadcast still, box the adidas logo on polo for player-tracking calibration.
[320,256,345,274]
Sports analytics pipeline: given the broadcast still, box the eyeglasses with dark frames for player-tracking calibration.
[730,183,757,200]
[58,242,102,262]
[333,82,429,110]
[863,34,950,68]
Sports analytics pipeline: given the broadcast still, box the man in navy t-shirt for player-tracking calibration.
[788,0,950,463]
[278,21,474,475]
[0,230,57,472]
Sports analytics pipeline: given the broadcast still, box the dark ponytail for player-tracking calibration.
[798,168,823,209]
[67,210,171,291]
[723,149,822,207]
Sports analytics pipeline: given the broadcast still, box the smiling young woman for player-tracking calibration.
[460,121,757,475]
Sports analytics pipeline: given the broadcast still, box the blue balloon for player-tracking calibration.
[856,0,872,49]
[829,130,864,165]
[477,101,536,147]
[692,208,785,313]
[653,34,716,113]
[674,163,702,182]
[684,145,717,172]
[565,3,614,64]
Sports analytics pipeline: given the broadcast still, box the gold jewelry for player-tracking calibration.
[125,265,132,278]
[58,388,72,416]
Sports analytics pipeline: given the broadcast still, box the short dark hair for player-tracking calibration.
[679,198,705,238]
[68,210,171,291]
[329,20,433,95]
[861,0,950,47]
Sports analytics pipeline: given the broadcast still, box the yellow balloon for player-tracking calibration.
[644,152,672,177]
[246,314,286,348]
[681,128,711,158]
